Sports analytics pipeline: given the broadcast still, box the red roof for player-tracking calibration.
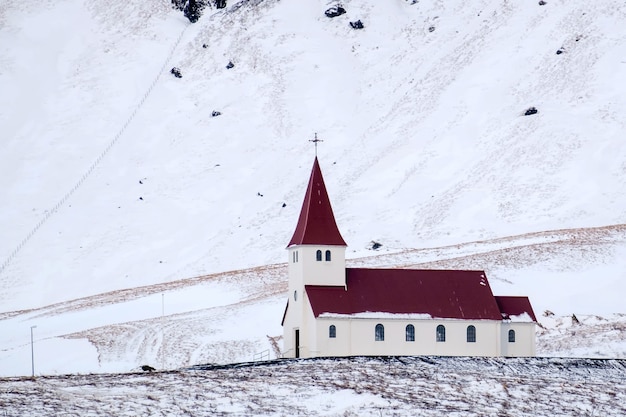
[287,157,347,247]
[495,296,537,322]
[305,268,506,320]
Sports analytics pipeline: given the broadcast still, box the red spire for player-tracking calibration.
[288,157,347,247]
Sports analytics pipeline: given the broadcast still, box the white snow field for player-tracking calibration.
[1,0,626,401]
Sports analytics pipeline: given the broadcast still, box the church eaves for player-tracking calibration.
[287,157,347,247]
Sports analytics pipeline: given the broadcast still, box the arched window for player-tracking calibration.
[467,325,476,343]
[329,325,336,338]
[405,324,415,342]
[375,324,385,341]
[316,250,322,261]
[436,325,446,342]
[325,250,331,261]
[508,329,516,343]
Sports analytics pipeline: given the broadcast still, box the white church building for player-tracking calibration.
[281,157,537,358]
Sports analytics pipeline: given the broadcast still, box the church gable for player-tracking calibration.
[495,296,537,322]
[305,268,504,321]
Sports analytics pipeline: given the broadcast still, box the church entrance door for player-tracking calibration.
[295,329,300,358]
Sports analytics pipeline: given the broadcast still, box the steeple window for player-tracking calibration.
[316,250,322,261]
[325,250,331,261]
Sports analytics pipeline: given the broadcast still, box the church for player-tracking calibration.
[281,157,537,358]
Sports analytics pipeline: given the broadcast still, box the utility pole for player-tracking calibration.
[161,294,165,370]
[30,325,37,377]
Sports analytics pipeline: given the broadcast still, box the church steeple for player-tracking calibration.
[284,155,347,358]
[288,157,347,247]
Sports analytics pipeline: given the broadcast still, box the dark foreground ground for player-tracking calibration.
[1,356,625,416]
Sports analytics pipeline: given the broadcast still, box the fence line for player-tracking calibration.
[253,349,270,362]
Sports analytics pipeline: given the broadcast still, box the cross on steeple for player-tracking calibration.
[309,133,323,156]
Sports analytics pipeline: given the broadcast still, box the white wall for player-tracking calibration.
[282,287,321,358]
[288,245,346,288]
[283,244,346,358]
[311,318,535,358]
[499,322,536,357]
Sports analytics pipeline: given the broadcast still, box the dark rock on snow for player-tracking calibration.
[171,0,185,11]
[325,5,346,18]
[211,111,221,117]
[170,67,182,78]
[184,0,201,23]
[350,20,364,29]
[524,107,538,116]
[226,61,234,69]
[367,240,383,250]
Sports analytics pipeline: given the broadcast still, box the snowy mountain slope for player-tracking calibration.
[1,0,626,376]
[2,0,625,309]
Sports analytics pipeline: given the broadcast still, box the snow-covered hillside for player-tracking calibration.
[1,0,625,376]
[1,357,625,416]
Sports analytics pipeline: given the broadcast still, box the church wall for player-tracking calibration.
[284,244,346,358]
[282,290,319,358]
[312,318,529,357]
[499,322,536,357]
[281,306,295,358]
[291,245,346,287]
[300,292,320,358]
[315,319,352,357]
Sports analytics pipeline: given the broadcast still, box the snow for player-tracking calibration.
[0,0,625,383]
[507,313,534,323]
[320,312,433,320]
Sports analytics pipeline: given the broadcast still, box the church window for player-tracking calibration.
[329,325,336,338]
[375,324,385,341]
[405,324,415,342]
[467,325,476,343]
[316,250,322,261]
[293,290,297,301]
[325,250,331,261]
[436,325,446,342]
[508,329,516,343]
